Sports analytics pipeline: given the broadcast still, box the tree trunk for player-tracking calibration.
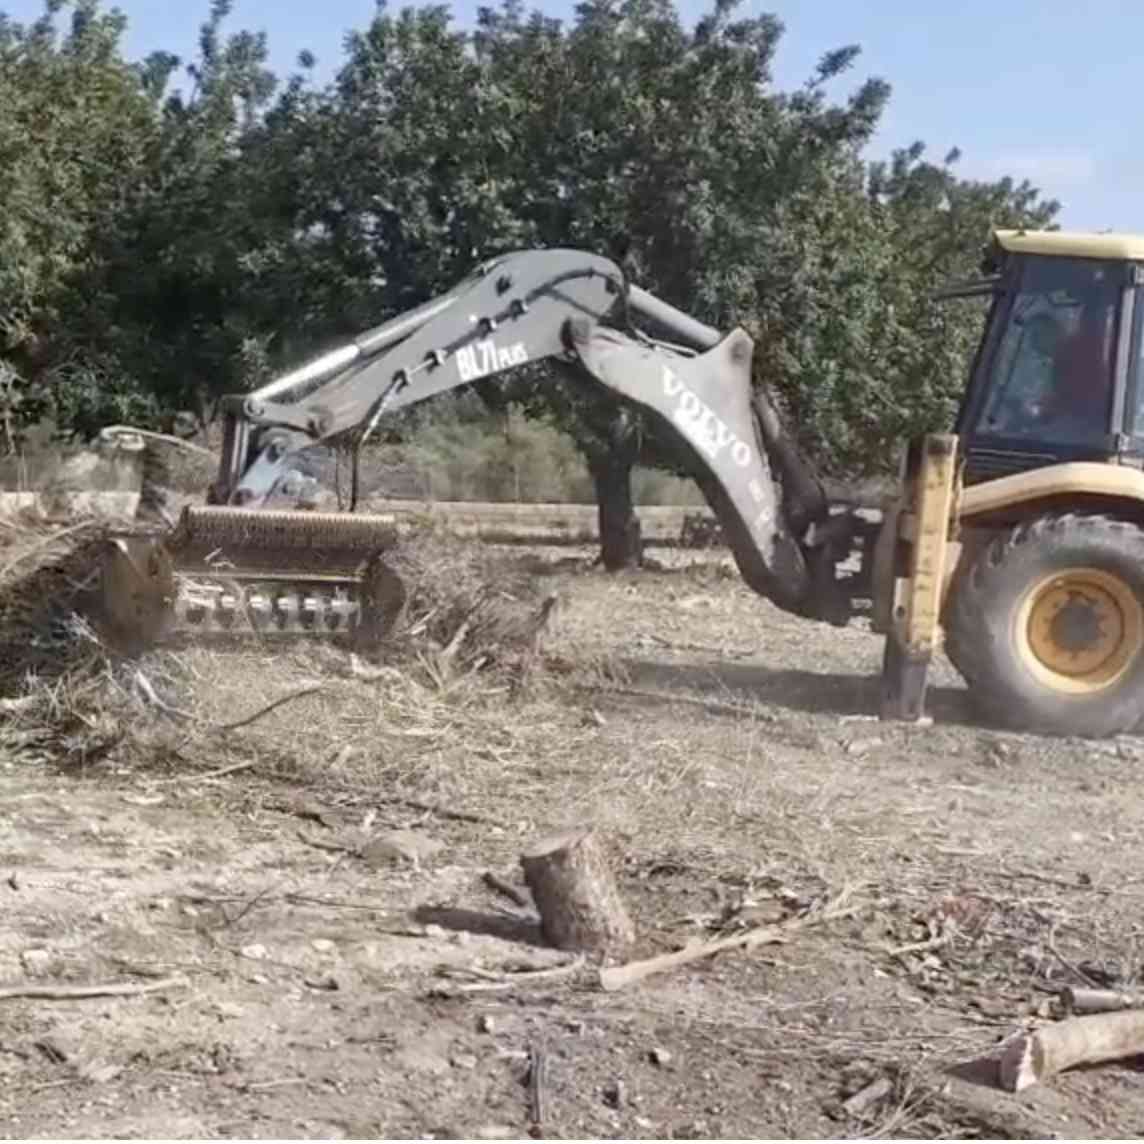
[588,447,641,572]
[519,826,636,959]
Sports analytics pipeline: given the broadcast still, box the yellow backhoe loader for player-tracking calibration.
[98,228,1144,738]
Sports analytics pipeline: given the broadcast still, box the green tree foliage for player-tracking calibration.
[0,0,1063,558]
[75,0,288,425]
[308,0,1057,564]
[313,0,900,561]
[0,0,161,434]
[752,142,1059,475]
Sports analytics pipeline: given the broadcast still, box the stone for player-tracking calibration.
[394,1036,452,1076]
[360,830,444,868]
[20,949,56,977]
[603,1079,625,1109]
[845,736,884,758]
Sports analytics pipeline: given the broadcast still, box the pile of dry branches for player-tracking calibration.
[0,511,565,782]
[368,527,561,690]
[0,512,114,689]
[0,512,132,768]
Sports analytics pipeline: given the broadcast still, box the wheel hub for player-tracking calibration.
[1021,568,1142,692]
[1045,591,1114,656]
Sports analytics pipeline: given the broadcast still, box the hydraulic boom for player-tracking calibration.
[101,247,857,646]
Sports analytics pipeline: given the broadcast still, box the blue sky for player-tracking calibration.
[5,0,1139,231]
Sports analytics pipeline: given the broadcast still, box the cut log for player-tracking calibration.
[519,827,635,957]
[1000,1010,1144,1091]
[1063,986,1144,1014]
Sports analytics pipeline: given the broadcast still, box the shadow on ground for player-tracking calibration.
[412,905,544,947]
[611,657,977,727]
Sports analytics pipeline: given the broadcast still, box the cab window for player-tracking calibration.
[975,256,1120,449]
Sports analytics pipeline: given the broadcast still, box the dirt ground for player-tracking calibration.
[4,544,1144,1139]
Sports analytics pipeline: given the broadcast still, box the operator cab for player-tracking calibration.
[954,229,1144,484]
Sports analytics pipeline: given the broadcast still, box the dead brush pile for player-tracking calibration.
[0,511,135,768]
[0,516,567,786]
[368,526,562,690]
[0,511,113,689]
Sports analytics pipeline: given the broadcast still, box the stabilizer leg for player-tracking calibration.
[880,630,932,723]
[879,433,959,726]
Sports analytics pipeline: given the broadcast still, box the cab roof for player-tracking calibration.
[995,228,1144,261]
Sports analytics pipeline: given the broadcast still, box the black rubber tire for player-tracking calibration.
[944,513,1144,738]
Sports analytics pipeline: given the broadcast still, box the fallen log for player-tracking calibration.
[1000,1010,1144,1091]
[519,826,635,958]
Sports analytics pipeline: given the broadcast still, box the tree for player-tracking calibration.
[748,142,1059,476]
[71,0,291,427]
[0,0,1066,580]
[317,0,896,566]
[0,0,162,440]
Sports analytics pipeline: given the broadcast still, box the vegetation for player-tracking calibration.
[0,0,1059,560]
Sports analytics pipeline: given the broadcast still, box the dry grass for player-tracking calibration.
[7,519,1144,1137]
[372,528,559,679]
[0,518,573,815]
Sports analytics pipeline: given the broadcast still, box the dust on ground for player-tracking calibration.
[3,542,1144,1139]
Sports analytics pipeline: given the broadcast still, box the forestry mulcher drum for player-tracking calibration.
[100,506,406,648]
[98,232,1144,738]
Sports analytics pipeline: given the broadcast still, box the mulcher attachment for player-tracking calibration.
[99,505,406,647]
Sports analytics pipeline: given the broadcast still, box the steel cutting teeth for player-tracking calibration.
[172,581,362,635]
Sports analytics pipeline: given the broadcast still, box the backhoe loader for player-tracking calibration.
[98,229,1144,738]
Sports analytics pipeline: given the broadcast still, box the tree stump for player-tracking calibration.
[519,826,635,958]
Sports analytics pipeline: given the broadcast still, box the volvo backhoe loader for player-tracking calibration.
[99,229,1144,738]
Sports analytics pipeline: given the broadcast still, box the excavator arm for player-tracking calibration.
[209,248,848,620]
[100,247,858,646]
[212,250,630,505]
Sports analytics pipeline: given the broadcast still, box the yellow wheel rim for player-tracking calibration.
[1016,567,1144,695]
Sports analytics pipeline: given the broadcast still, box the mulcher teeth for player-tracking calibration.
[172,581,362,635]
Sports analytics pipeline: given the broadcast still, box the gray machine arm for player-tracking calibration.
[211,247,846,621]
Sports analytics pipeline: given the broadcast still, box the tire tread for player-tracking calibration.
[945,513,1144,737]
